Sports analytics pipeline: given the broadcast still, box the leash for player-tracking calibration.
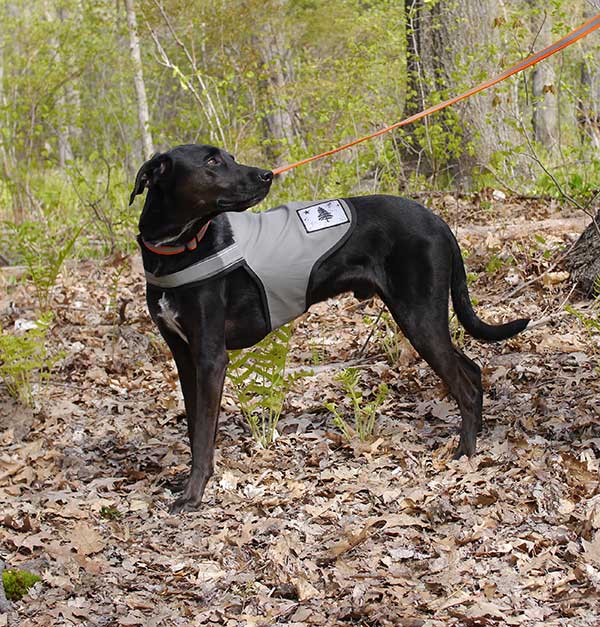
[272,12,600,177]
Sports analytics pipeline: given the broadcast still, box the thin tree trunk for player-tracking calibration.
[46,2,75,168]
[577,4,600,149]
[125,0,154,158]
[257,17,297,162]
[0,1,26,222]
[57,3,79,167]
[528,4,558,150]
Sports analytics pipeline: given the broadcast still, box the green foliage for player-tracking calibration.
[0,314,60,406]
[1,0,600,243]
[100,505,122,520]
[4,219,83,312]
[2,569,41,602]
[485,253,514,275]
[325,367,388,441]
[535,155,600,203]
[228,325,311,447]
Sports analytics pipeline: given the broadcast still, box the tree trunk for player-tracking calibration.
[566,213,600,296]
[401,0,529,187]
[58,4,81,167]
[528,3,558,150]
[125,0,154,159]
[577,4,600,149]
[256,4,297,162]
[0,1,26,222]
[46,2,75,168]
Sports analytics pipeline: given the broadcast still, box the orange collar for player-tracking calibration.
[141,221,211,255]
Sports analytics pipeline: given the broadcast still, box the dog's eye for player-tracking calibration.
[206,157,221,166]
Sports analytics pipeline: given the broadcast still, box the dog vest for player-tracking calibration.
[144,199,356,331]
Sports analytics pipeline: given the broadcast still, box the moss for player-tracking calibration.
[2,569,41,601]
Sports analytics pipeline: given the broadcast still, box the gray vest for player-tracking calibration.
[144,199,355,331]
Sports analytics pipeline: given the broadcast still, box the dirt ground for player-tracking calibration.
[1,195,599,626]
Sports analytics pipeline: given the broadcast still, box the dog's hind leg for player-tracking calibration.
[384,299,483,458]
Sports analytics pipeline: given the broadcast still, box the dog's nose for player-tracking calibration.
[259,170,273,183]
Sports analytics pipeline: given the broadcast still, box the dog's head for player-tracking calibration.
[130,144,273,241]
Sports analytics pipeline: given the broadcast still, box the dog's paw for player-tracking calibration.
[169,495,202,514]
[453,441,476,460]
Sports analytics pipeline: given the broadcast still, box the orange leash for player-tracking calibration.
[272,12,600,177]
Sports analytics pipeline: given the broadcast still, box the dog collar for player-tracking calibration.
[141,221,211,255]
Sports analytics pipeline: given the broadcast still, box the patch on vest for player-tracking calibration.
[296,200,349,233]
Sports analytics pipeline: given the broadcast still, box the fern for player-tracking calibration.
[325,367,389,441]
[228,324,311,447]
[5,220,83,311]
[0,314,60,405]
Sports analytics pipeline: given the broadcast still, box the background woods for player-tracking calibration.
[0,0,599,232]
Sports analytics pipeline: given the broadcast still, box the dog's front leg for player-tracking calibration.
[168,340,228,514]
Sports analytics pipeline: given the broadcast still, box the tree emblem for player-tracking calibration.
[317,206,333,222]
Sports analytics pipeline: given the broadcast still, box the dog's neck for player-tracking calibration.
[138,189,210,245]
[138,194,234,278]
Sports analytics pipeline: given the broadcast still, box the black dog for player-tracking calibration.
[130,144,528,513]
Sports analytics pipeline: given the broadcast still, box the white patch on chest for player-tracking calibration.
[158,293,189,344]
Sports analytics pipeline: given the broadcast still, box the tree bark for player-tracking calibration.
[566,213,600,296]
[401,0,528,187]
[45,1,75,168]
[256,4,297,162]
[125,0,154,159]
[528,4,558,150]
[577,4,600,149]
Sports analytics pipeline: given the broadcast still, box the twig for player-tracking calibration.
[527,282,578,329]
[517,115,600,239]
[150,1,227,146]
[353,304,385,360]
[504,238,578,299]
[474,161,521,196]
[517,117,597,220]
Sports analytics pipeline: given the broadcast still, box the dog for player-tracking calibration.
[130,144,529,513]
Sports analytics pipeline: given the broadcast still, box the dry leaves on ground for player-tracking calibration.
[0,199,599,626]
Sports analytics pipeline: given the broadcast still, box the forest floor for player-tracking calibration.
[1,194,599,627]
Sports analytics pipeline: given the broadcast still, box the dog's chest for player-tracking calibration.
[144,199,355,332]
[157,293,188,344]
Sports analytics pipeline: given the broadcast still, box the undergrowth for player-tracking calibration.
[4,219,83,312]
[325,367,389,441]
[0,314,60,406]
[566,276,600,355]
[228,324,311,447]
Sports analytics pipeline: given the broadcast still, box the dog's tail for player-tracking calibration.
[449,235,529,342]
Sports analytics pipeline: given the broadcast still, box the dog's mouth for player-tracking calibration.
[216,188,270,212]
[217,181,271,211]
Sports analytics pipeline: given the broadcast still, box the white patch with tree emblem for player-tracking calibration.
[296,200,349,233]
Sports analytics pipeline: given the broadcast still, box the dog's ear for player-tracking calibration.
[129,153,173,205]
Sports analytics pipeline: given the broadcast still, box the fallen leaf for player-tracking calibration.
[70,522,106,556]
